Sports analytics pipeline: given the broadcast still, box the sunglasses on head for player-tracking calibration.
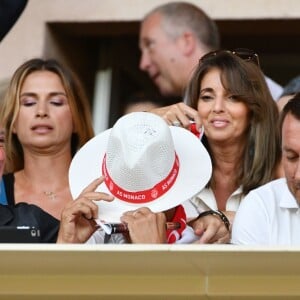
[200,48,260,67]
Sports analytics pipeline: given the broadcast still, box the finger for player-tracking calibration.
[134,207,152,214]
[213,234,229,244]
[163,104,188,127]
[178,104,202,130]
[61,204,92,222]
[190,219,205,236]
[79,191,114,202]
[78,176,105,195]
[213,231,231,244]
[121,207,151,223]
[156,211,167,225]
[122,207,149,217]
[70,198,99,220]
[190,112,202,132]
[173,103,194,128]
[198,226,218,244]
[120,214,134,224]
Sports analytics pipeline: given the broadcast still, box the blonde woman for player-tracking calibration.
[0,58,94,220]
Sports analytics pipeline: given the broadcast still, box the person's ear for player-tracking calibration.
[178,31,196,56]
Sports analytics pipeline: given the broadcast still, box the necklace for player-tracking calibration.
[43,191,57,201]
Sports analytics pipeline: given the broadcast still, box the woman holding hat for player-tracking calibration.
[149,49,282,243]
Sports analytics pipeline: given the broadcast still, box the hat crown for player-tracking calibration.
[105,113,175,192]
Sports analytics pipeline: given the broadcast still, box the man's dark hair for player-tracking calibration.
[280,93,300,131]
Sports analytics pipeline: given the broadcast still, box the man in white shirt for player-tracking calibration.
[232,94,300,245]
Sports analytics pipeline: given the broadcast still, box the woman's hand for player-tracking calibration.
[121,207,167,243]
[190,211,235,244]
[56,176,114,243]
[150,102,202,131]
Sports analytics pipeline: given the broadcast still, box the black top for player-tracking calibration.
[1,173,59,243]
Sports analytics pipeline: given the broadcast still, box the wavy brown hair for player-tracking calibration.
[187,50,281,195]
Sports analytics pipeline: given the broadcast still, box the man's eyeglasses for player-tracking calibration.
[200,48,260,67]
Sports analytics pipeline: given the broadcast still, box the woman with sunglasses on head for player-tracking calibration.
[0,58,94,222]
[150,49,282,244]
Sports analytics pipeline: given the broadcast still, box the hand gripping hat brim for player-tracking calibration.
[69,112,212,222]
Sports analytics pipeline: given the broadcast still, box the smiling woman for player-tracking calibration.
[150,49,282,244]
[184,50,282,242]
[0,59,94,221]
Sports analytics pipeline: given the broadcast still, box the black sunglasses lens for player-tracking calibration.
[233,48,260,66]
[199,48,260,67]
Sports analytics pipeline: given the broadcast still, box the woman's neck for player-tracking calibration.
[211,141,243,172]
[14,148,73,220]
[21,149,72,183]
[208,140,245,210]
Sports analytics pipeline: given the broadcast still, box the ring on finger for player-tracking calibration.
[172,120,181,127]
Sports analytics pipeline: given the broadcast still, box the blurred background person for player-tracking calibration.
[139,1,283,124]
[139,1,220,99]
[277,75,300,112]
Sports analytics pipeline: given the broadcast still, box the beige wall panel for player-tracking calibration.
[0,244,300,299]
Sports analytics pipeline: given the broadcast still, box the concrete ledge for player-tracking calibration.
[0,244,299,299]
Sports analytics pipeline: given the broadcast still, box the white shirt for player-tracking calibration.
[231,178,300,246]
[182,186,243,220]
[265,76,283,101]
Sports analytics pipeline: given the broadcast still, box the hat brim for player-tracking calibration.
[69,126,212,222]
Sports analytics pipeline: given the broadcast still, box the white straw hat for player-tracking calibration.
[69,112,212,222]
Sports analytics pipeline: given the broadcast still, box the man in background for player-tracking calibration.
[139,2,282,103]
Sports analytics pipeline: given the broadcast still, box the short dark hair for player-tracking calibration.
[279,92,300,131]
